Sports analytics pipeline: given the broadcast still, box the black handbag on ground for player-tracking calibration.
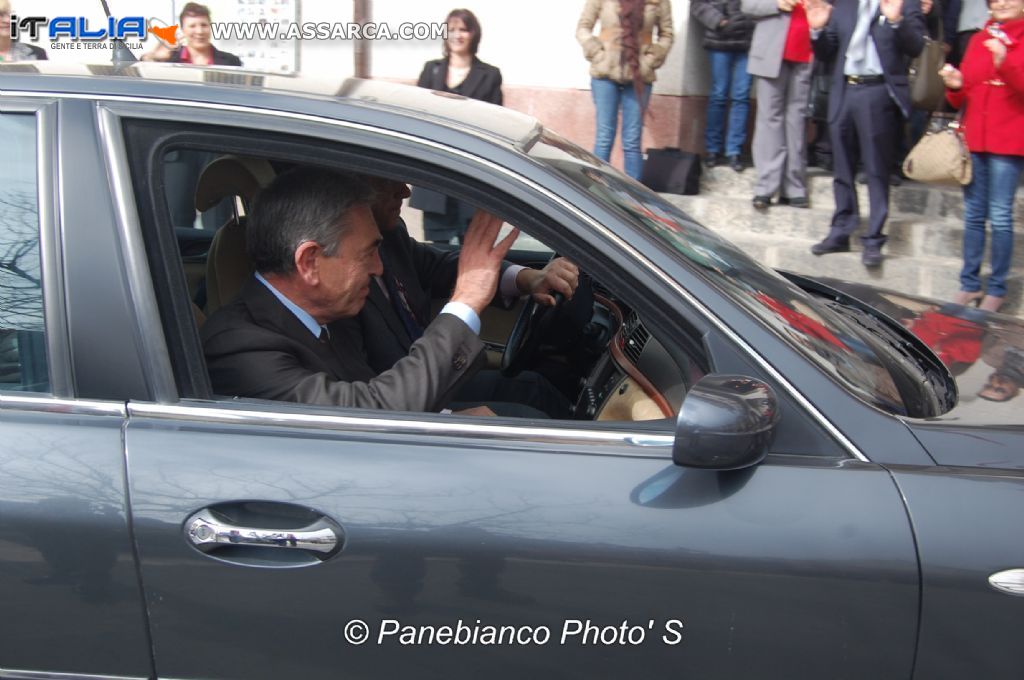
[640,148,701,195]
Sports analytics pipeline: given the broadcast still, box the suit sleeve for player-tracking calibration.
[206,314,484,412]
[408,238,461,297]
[941,0,959,48]
[893,0,927,58]
[812,16,840,62]
[324,314,485,412]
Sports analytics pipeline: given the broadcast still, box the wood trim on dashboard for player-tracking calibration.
[594,294,674,418]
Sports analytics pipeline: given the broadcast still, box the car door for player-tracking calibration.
[103,100,926,679]
[0,99,152,678]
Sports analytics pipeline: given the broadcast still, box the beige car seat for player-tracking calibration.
[195,155,275,316]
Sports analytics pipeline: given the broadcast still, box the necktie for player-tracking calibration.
[318,326,330,344]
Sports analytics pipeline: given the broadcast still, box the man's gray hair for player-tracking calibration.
[247,167,373,274]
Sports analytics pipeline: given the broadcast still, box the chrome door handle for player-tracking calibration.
[989,569,1024,596]
[186,509,339,554]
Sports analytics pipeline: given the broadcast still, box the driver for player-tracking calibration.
[346,176,579,418]
[203,167,525,415]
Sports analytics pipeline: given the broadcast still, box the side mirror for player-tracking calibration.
[673,375,780,470]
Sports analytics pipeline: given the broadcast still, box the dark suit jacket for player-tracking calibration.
[351,221,511,374]
[416,57,503,104]
[201,276,484,411]
[812,0,926,121]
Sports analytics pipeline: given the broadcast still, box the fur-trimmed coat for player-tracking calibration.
[576,0,675,83]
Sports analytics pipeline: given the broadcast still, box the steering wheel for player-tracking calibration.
[501,290,566,377]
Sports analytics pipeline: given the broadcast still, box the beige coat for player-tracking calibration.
[576,0,675,84]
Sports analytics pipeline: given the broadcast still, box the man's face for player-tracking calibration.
[368,178,411,232]
[314,204,383,321]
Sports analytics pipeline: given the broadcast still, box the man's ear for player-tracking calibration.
[293,241,322,286]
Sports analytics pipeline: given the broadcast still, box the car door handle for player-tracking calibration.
[186,508,340,555]
[989,569,1024,596]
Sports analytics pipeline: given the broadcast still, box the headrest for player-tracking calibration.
[194,155,275,212]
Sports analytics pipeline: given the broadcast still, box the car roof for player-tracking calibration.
[0,61,544,150]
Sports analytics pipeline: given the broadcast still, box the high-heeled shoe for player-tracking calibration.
[952,290,983,306]
[980,295,1005,313]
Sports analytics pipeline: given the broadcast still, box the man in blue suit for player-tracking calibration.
[806,0,926,266]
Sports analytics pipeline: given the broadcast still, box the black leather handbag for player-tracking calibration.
[640,148,702,195]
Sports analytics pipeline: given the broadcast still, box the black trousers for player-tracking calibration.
[824,83,902,247]
[449,369,572,419]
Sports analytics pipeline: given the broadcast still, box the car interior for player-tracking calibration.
[141,136,714,427]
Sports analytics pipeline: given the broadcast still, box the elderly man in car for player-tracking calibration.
[201,167,530,415]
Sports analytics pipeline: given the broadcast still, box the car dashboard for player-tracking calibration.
[571,293,693,422]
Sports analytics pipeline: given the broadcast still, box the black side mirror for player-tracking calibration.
[673,375,780,470]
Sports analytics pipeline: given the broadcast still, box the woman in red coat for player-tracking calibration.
[941,0,1024,313]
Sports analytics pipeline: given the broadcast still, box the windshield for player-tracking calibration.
[529,130,921,416]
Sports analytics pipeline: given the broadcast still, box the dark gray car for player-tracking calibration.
[0,63,1021,680]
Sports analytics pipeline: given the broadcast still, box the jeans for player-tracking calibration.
[705,50,751,158]
[592,77,651,180]
[960,153,1024,297]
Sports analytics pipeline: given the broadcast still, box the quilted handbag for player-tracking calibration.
[902,116,972,186]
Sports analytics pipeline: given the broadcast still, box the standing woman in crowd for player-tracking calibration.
[941,0,1024,313]
[691,0,754,171]
[576,0,675,180]
[413,9,502,243]
[141,3,242,66]
[744,0,813,210]
[0,0,47,62]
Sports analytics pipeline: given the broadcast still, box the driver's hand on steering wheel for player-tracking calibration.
[515,258,580,307]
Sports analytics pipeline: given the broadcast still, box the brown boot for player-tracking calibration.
[980,295,1005,313]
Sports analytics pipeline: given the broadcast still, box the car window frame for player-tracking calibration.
[0,97,72,398]
[119,114,710,410]
[101,97,869,462]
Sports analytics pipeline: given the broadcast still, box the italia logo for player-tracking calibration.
[10,15,177,43]
[148,24,179,46]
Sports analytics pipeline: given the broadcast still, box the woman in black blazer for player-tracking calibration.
[412,9,503,242]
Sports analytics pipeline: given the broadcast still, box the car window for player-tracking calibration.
[164,149,236,230]
[529,131,916,416]
[0,113,49,393]
[402,185,553,256]
[123,123,704,425]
